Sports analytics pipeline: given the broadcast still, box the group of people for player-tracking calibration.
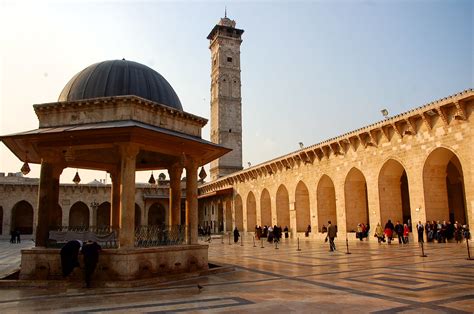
[417,220,470,243]
[9,229,21,244]
[254,225,289,243]
[356,223,370,241]
[373,220,410,244]
[198,225,212,237]
[60,240,101,288]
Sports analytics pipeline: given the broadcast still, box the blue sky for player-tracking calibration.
[0,0,472,183]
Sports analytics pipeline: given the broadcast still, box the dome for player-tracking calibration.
[58,59,183,111]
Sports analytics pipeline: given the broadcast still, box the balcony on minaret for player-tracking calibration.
[207,17,244,41]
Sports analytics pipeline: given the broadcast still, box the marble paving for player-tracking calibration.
[0,236,473,313]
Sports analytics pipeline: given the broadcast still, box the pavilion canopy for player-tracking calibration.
[1,120,230,171]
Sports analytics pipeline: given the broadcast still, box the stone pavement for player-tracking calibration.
[0,239,34,278]
[0,237,473,313]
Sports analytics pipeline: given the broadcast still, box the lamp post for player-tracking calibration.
[90,200,99,229]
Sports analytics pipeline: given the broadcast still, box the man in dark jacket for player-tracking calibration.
[395,221,404,244]
[326,221,337,251]
[60,240,82,277]
[82,240,102,288]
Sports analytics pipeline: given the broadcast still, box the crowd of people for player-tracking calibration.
[356,223,370,241]
[370,219,471,245]
[254,225,289,243]
[419,220,470,243]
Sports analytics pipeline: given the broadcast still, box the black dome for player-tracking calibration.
[58,60,183,110]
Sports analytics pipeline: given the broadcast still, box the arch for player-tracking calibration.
[276,185,290,228]
[135,203,141,227]
[378,159,411,225]
[11,200,34,234]
[52,204,62,228]
[69,201,90,228]
[234,194,243,230]
[344,168,369,232]
[260,189,272,226]
[0,206,3,235]
[317,175,337,232]
[295,181,310,232]
[148,202,166,225]
[246,192,257,231]
[97,202,111,227]
[423,147,467,224]
[225,201,232,231]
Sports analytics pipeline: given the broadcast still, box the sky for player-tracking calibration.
[0,0,472,184]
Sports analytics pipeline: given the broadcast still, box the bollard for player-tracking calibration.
[275,240,279,250]
[297,237,301,251]
[228,233,231,245]
[241,234,244,246]
[420,241,427,257]
[253,236,256,247]
[221,235,224,244]
[345,238,351,255]
[467,237,474,260]
[261,238,264,248]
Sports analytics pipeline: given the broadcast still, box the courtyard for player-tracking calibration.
[0,237,473,313]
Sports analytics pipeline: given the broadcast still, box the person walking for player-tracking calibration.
[233,227,240,243]
[384,219,395,244]
[403,224,410,244]
[395,221,404,244]
[416,221,424,243]
[375,223,385,243]
[15,230,21,243]
[326,221,337,251]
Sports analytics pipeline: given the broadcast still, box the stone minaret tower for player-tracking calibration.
[207,14,244,180]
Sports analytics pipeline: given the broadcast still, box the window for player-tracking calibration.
[227,57,233,62]
[229,129,232,133]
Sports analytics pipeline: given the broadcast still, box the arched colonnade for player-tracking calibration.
[231,147,468,236]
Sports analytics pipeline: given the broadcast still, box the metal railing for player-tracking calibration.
[47,225,118,248]
[47,225,186,248]
[135,225,185,247]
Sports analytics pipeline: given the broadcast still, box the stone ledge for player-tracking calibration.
[0,263,234,288]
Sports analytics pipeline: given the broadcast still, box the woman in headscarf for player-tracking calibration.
[384,220,394,244]
[375,223,385,243]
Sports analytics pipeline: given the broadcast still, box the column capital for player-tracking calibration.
[185,157,198,172]
[40,159,65,178]
[168,163,184,178]
[119,144,139,158]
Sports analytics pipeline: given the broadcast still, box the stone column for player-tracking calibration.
[118,145,138,248]
[168,163,183,226]
[36,160,63,247]
[185,158,198,244]
[110,170,121,230]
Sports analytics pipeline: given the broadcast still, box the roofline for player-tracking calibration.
[199,88,473,192]
[33,95,208,127]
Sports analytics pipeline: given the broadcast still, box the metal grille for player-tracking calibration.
[135,225,185,247]
[47,226,118,248]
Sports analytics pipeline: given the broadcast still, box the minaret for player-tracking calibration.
[207,14,244,180]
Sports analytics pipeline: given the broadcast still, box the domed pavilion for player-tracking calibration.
[0,59,230,282]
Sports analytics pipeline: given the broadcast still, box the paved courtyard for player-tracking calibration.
[0,236,473,313]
